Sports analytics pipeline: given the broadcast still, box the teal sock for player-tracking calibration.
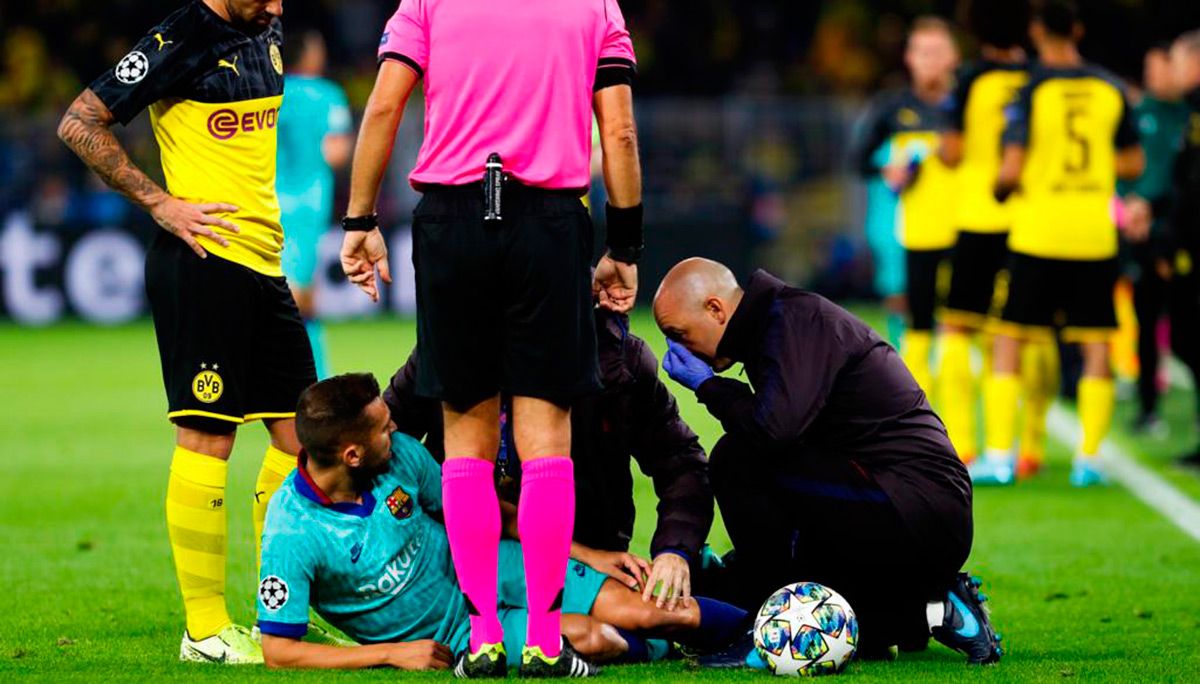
[304,320,330,379]
[886,313,906,349]
[646,639,670,662]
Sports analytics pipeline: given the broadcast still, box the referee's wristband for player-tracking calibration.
[342,213,379,232]
[605,203,644,264]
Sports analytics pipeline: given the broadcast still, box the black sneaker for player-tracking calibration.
[696,630,757,669]
[453,642,507,679]
[519,639,598,678]
[931,573,1003,665]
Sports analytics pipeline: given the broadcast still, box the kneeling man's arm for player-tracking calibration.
[262,634,450,670]
[628,340,713,557]
[695,318,848,447]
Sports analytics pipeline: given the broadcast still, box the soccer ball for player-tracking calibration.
[754,582,858,676]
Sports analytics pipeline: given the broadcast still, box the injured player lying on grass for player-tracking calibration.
[255,373,750,672]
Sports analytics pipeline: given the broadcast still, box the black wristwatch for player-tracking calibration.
[342,213,379,232]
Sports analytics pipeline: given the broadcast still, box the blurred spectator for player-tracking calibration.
[0,27,78,114]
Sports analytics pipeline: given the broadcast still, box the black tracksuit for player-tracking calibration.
[383,310,714,560]
[694,270,973,647]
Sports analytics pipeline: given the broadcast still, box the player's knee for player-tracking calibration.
[708,435,748,490]
[173,417,237,459]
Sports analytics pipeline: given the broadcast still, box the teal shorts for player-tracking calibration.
[490,540,608,660]
[280,193,328,288]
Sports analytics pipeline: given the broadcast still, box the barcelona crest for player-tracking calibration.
[385,486,413,519]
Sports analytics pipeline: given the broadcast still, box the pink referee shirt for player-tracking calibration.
[379,0,636,190]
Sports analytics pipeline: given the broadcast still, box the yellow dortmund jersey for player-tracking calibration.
[893,127,958,251]
[855,89,958,251]
[90,1,286,276]
[951,61,1029,233]
[1002,64,1139,260]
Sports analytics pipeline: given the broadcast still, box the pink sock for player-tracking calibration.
[442,457,503,652]
[518,457,575,658]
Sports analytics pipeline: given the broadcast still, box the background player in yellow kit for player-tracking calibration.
[855,17,959,395]
[977,0,1144,487]
[938,0,1056,475]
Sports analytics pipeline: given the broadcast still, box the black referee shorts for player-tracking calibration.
[145,232,317,429]
[411,184,602,408]
[905,248,951,332]
[997,252,1119,343]
[943,230,1009,328]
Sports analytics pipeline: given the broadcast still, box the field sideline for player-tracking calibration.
[2,310,1199,682]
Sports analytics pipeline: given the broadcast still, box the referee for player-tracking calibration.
[57,0,314,665]
[341,0,643,677]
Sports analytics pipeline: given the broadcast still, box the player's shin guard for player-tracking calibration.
[902,330,935,396]
[442,457,504,653]
[166,446,231,640]
[1078,376,1115,457]
[518,457,575,659]
[938,331,976,461]
[983,373,1020,457]
[253,445,296,568]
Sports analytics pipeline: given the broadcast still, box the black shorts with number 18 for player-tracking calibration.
[145,232,317,429]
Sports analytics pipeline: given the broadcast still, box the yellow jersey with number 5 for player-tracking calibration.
[1002,64,1139,260]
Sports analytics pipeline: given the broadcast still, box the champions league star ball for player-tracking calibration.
[754,582,858,676]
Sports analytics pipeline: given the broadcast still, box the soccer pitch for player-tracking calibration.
[2,311,1199,682]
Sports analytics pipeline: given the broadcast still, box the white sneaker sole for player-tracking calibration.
[179,639,262,664]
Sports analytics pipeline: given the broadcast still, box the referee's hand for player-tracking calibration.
[593,254,637,313]
[341,228,392,302]
[149,197,240,259]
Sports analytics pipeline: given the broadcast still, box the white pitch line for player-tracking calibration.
[1045,403,1200,543]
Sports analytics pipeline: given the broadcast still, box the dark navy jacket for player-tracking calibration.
[696,270,973,553]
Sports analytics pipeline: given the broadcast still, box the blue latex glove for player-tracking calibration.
[663,339,715,391]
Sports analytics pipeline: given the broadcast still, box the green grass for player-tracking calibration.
[2,312,1199,682]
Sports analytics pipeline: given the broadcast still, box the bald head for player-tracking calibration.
[653,258,744,370]
[654,258,740,313]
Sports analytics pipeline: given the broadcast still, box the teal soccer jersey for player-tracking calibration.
[277,75,351,285]
[257,433,607,655]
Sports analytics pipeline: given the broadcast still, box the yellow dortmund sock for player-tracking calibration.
[167,446,231,640]
[254,445,297,568]
[984,373,1021,456]
[1019,340,1058,464]
[938,331,976,461]
[1078,376,1115,457]
[902,330,935,397]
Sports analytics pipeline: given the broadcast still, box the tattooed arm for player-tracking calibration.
[56,89,239,258]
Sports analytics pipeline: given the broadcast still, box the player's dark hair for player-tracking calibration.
[967,0,1030,49]
[282,28,324,70]
[1034,0,1080,40]
[295,373,381,467]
